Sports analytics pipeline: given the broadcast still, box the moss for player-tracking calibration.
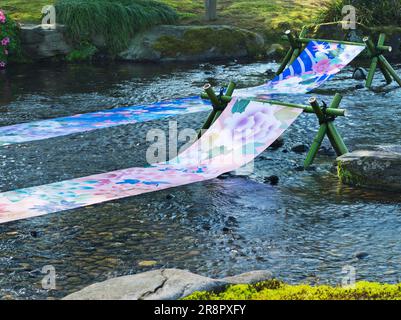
[337,161,367,187]
[184,280,401,300]
[152,27,263,58]
[66,42,97,62]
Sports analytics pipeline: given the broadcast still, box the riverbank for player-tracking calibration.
[62,268,401,300]
[185,280,401,300]
[3,1,401,63]
[3,0,322,36]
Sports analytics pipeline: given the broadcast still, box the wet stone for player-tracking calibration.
[291,144,309,154]
[264,175,279,185]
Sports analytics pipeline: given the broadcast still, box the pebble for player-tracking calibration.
[355,252,369,260]
[138,260,158,267]
[264,175,279,185]
[291,144,309,154]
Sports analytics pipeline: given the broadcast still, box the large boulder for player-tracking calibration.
[20,24,72,60]
[337,146,401,191]
[63,268,272,300]
[119,25,265,62]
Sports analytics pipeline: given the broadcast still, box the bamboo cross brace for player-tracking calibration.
[198,82,236,138]
[364,35,401,88]
[200,94,347,117]
[304,94,348,168]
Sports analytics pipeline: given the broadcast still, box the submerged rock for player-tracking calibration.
[264,175,279,185]
[352,67,367,81]
[63,269,272,300]
[337,146,401,191]
[119,25,265,62]
[291,144,309,154]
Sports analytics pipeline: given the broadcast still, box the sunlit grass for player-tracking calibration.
[2,0,323,33]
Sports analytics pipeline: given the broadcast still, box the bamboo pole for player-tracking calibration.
[275,47,294,76]
[296,37,366,47]
[378,55,401,87]
[210,82,236,125]
[327,122,348,155]
[200,94,346,117]
[364,36,401,88]
[308,97,348,161]
[366,56,378,88]
[198,83,221,138]
[377,34,393,84]
[304,123,328,168]
[325,93,347,156]
[276,30,299,76]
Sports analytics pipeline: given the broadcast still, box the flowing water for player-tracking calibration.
[0,59,401,300]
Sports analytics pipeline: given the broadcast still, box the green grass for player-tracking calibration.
[1,0,322,33]
[54,0,178,54]
[318,0,401,26]
[184,280,401,300]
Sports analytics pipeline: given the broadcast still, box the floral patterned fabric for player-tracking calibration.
[0,41,365,224]
[0,99,302,223]
[0,41,365,147]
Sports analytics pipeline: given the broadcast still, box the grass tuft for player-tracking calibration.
[55,0,178,54]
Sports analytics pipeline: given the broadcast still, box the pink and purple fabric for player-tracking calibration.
[0,41,365,147]
[0,41,365,224]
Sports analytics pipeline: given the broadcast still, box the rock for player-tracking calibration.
[355,252,369,260]
[63,268,273,300]
[337,146,401,191]
[264,175,279,185]
[20,24,72,60]
[138,260,158,267]
[352,67,367,81]
[269,136,284,150]
[119,25,265,62]
[291,144,309,154]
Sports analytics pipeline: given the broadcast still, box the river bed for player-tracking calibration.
[0,59,401,299]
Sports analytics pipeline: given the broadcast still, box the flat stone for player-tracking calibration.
[63,268,272,300]
[337,146,401,191]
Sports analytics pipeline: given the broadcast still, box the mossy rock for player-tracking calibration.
[119,25,265,62]
[184,280,401,300]
[337,146,401,192]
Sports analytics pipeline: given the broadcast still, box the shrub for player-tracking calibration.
[318,0,401,26]
[0,9,21,68]
[55,0,178,55]
[184,280,401,300]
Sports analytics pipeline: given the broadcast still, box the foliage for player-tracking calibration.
[0,9,21,68]
[55,0,178,54]
[153,27,263,58]
[66,41,98,61]
[184,280,401,300]
[318,0,401,26]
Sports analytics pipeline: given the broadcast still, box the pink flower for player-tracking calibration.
[312,59,331,74]
[0,61,6,68]
[0,10,5,24]
[1,37,10,46]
